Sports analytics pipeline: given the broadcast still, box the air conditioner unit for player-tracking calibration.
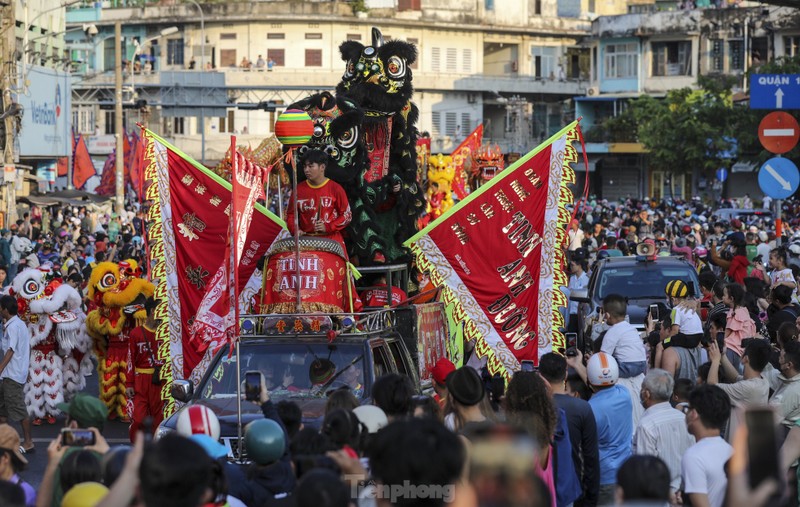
[586,86,600,96]
[467,93,477,104]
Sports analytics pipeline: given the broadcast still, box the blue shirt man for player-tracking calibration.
[589,383,633,485]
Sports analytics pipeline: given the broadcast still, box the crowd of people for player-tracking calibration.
[0,192,799,507]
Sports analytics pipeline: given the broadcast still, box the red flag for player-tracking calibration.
[450,125,483,200]
[128,131,144,196]
[72,135,96,190]
[94,152,116,196]
[143,129,285,381]
[190,141,267,356]
[406,121,579,378]
[57,157,68,177]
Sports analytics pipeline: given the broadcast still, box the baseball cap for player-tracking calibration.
[428,358,456,385]
[0,424,27,465]
[57,393,107,430]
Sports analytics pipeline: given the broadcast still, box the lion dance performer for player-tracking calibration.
[85,260,154,420]
[12,268,89,424]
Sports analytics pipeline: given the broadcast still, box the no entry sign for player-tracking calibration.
[758,112,799,154]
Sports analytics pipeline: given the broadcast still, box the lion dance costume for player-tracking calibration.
[85,260,154,420]
[12,268,91,424]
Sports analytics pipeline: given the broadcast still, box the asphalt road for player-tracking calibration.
[10,363,131,491]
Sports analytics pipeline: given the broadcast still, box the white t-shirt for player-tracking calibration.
[568,272,589,315]
[681,436,733,507]
[772,268,795,288]
[671,306,703,335]
[0,316,30,384]
[601,320,646,363]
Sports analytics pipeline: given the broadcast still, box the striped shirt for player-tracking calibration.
[633,401,695,492]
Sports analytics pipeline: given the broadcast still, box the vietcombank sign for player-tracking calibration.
[18,65,71,158]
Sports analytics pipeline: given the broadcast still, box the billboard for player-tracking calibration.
[17,65,71,158]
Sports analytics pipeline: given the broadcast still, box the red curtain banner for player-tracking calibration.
[72,135,96,190]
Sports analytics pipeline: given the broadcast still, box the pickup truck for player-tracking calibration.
[156,300,449,457]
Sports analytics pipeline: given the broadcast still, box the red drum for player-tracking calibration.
[260,237,350,314]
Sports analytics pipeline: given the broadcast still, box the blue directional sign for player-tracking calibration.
[716,168,728,182]
[750,75,800,110]
[758,157,800,199]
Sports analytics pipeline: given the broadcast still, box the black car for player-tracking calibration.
[570,255,701,351]
[156,310,420,457]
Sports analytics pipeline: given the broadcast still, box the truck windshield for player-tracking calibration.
[201,343,366,401]
[597,266,698,299]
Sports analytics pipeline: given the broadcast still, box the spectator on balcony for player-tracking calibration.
[189,57,196,70]
[240,57,252,70]
[256,55,266,69]
[268,58,275,71]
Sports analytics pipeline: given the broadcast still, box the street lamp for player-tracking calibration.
[188,1,205,71]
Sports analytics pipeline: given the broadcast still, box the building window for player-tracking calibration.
[347,33,361,41]
[104,111,116,135]
[431,47,440,72]
[728,40,744,71]
[305,33,322,40]
[784,36,800,57]
[462,49,472,73]
[446,48,457,73]
[604,42,638,79]
[432,111,441,136]
[532,46,557,79]
[167,38,184,65]
[267,33,285,40]
[461,113,471,132]
[267,49,285,66]
[305,49,322,67]
[709,39,723,73]
[219,110,235,133]
[445,112,457,137]
[651,41,692,77]
[485,0,494,9]
[220,49,237,67]
[533,0,542,14]
[73,107,95,135]
[174,117,185,135]
[408,38,419,69]
[220,33,237,40]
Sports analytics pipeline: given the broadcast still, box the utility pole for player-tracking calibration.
[1,0,18,225]
[114,20,124,215]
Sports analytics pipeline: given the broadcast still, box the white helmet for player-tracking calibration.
[586,352,619,387]
[176,405,221,441]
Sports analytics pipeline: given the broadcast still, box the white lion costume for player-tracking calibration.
[12,268,92,424]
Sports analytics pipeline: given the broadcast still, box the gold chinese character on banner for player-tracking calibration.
[209,195,222,207]
[181,174,194,185]
[195,184,207,195]
[293,319,304,332]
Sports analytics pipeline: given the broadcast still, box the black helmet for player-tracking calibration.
[244,418,285,465]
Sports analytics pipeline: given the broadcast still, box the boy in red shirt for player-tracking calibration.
[286,149,352,255]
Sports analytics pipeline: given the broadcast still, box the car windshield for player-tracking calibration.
[200,343,366,401]
[596,265,698,299]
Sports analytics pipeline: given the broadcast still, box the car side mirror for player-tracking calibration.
[570,288,590,303]
[171,379,194,402]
